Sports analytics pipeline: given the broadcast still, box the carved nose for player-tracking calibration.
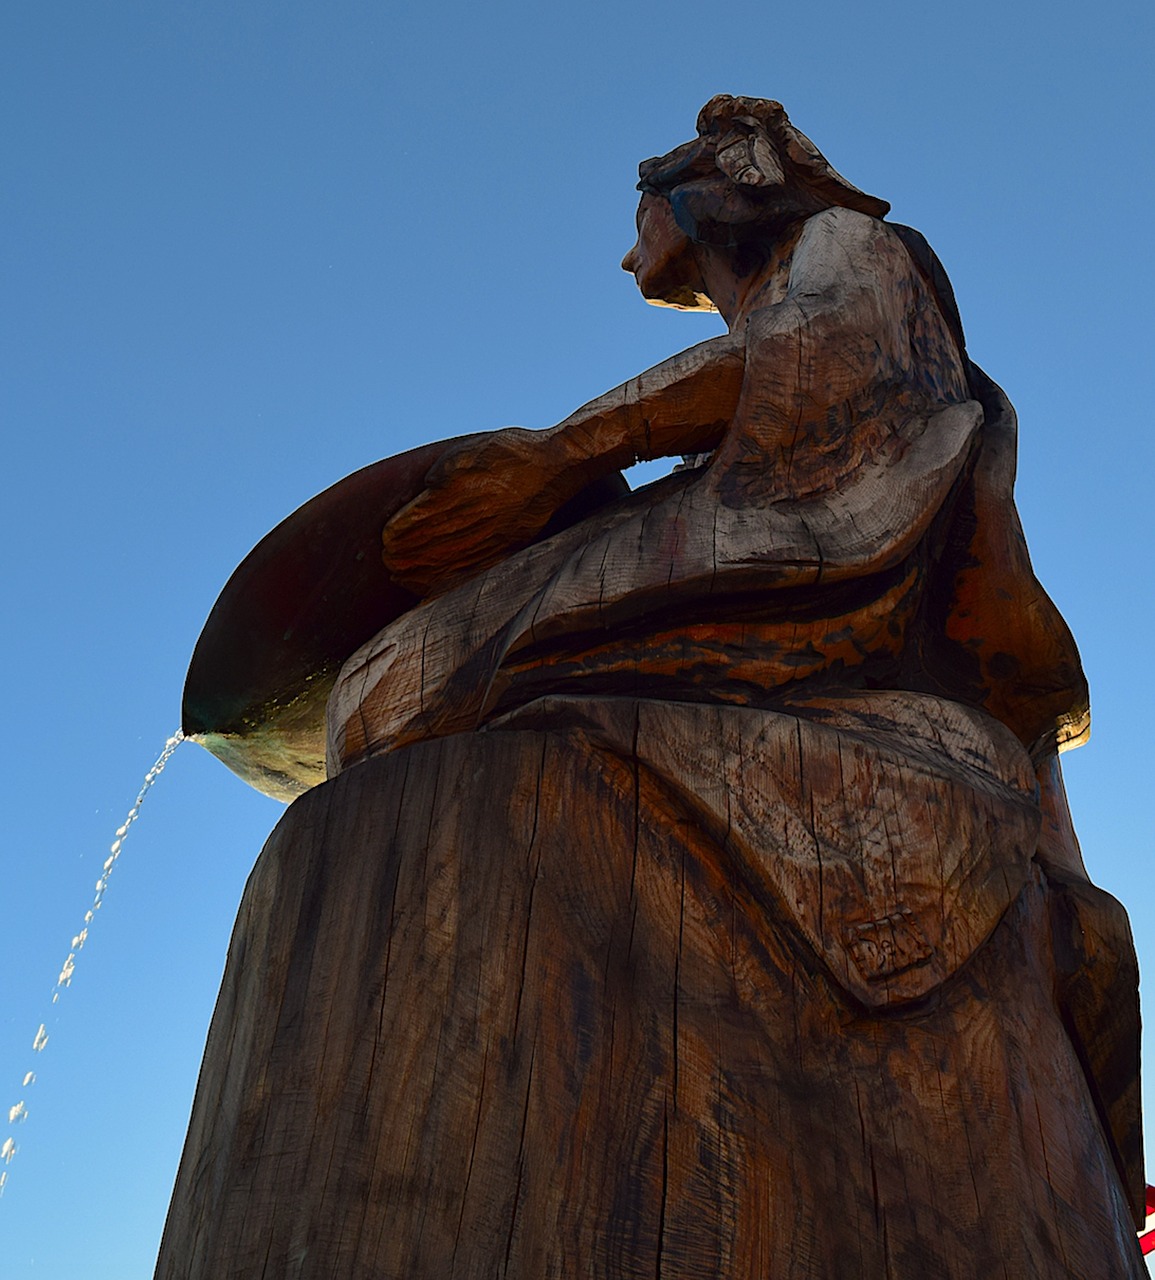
[621,244,639,273]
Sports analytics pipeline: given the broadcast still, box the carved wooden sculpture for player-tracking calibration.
[160,97,1144,1278]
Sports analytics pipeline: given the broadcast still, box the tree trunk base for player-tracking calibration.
[156,710,1144,1278]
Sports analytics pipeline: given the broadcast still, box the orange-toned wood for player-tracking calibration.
[167,95,1142,1278]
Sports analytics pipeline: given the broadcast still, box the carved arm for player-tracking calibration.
[380,333,744,594]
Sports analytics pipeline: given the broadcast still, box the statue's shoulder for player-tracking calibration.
[792,205,907,273]
[759,208,912,323]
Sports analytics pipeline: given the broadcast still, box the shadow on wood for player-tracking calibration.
[161,95,1143,1278]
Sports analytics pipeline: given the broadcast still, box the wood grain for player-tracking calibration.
[156,711,1144,1277]
[167,94,1141,1277]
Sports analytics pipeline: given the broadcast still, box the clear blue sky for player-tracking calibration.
[2,1,1152,1273]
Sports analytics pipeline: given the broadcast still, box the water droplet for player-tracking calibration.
[5,731,184,1198]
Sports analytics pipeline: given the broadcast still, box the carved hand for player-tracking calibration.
[381,427,581,595]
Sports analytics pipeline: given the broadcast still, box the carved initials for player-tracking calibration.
[846,907,933,980]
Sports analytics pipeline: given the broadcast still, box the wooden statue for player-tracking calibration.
[160,96,1144,1278]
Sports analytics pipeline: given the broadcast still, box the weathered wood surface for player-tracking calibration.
[166,94,1143,1277]
[156,707,1143,1278]
[178,439,629,798]
[338,152,1083,773]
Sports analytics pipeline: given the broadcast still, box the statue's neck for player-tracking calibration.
[694,220,808,330]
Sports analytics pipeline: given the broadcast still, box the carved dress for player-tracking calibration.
[157,210,1144,1278]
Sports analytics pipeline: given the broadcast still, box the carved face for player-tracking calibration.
[621,194,716,312]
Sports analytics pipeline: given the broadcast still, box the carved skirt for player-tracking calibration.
[155,697,1144,1279]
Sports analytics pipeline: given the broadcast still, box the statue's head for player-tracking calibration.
[623,96,889,310]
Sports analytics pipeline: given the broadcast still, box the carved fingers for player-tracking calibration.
[380,428,572,596]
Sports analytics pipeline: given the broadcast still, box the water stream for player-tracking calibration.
[0,730,185,1196]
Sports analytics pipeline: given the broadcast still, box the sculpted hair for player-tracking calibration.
[638,95,889,248]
